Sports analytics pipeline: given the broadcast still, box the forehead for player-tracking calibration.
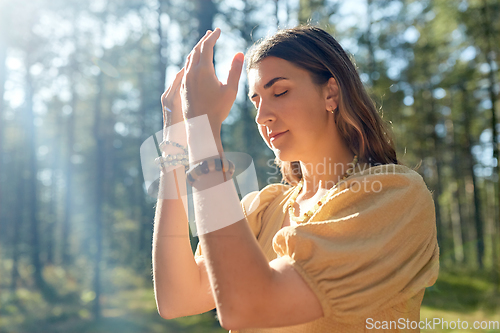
[247,57,305,88]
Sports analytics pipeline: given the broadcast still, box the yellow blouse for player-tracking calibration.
[195,163,440,332]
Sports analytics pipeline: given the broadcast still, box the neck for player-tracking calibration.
[298,150,355,200]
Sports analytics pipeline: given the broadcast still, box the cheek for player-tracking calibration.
[293,107,328,138]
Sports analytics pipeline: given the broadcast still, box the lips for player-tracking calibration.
[269,130,288,142]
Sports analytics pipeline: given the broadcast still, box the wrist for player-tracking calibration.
[164,121,187,145]
[184,113,222,137]
[185,115,224,162]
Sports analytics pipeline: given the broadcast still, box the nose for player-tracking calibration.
[254,101,275,126]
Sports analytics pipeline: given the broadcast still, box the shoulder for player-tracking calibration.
[351,163,428,188]
[334,163,433,204]
[271,164,439,320]
[241,183,293,217]
[240,183,293,238]
[309,163,436,231]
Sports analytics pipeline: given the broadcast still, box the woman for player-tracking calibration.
[153,26,439,332]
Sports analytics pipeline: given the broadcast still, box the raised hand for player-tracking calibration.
[160,31,214,142]
[181,28,244,128]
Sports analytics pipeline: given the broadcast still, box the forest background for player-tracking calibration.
[0,0,499,332]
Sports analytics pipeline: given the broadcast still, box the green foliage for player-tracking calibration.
[0,263,225,332]
[424,268,500,314]
[421,268,500,332]
[0,0,499,331]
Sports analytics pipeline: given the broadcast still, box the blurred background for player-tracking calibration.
[0,0,499,332]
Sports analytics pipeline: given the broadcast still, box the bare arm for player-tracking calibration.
[152,168,215,319]
[152,34,219,318]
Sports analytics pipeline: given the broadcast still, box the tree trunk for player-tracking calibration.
[481,0,499,226]
[275,0,280,27]
[461,85,485,268]
[46,109,63,265]
[195,0,217,38]
[61,73,77,266]
[450,88,469,264]
[450,181,465,262]
[92,66,105,321]
[480,0,500,288]
[10,148,25,291]
[420,77,446,255]
[418,25,446,256]
[137,69,149,258]
[429,105,445,258]
[0,10,7,240]
[158,0,168,93]
[24,53,45,291]
[298,0,325,25]
[365,0,376,84]
[285,0,291,26]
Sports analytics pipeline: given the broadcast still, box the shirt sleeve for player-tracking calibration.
[194,183,291,259]
[272,166,440,322]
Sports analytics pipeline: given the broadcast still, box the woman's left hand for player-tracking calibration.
[180,28,244,129]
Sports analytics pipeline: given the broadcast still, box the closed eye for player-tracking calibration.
[274,90,288,97]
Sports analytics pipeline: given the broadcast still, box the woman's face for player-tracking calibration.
[247,56,339,162]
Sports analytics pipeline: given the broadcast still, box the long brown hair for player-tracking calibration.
[245,25,398,185]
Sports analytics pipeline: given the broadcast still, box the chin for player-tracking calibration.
[272,148,294,163]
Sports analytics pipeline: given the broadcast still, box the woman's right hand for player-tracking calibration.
[161,31,215,142]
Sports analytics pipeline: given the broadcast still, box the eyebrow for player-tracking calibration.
[249,77,289,99]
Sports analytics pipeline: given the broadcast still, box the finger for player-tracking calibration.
[190,30,213,68]
[162,68,184,106]
[171,68,184,103]
[163,68,184,121]
[162,86,173,123]
[170,68,184,94]
[162,80,174,104]
[200,27,221,65]
[185,51,193,72]
[162,70,180,102]
[226,52,244,91]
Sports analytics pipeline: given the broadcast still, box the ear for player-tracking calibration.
[324,77,339,111]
